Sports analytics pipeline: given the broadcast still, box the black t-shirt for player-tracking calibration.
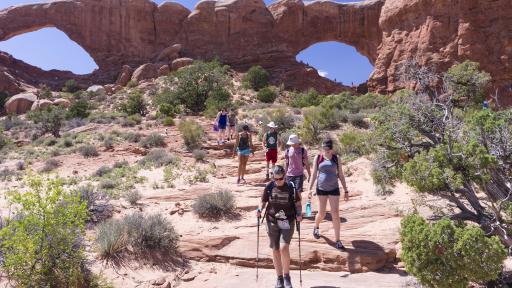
[261,182,301,221]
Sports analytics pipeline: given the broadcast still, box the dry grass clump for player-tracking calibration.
[124,190,142,205]
[93,213,179,261]
[123,132,141,143]
[78,145,99,158]
[192,149,207,161]
[192,190,236,218]
[138,149,179,167]
[15,161,25,171]
[40,158,59,173]
[139,132,165,148]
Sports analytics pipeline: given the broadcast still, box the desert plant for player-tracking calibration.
[126,80,138,88]
[192,149,207,161]
[121,119,136,127]
[62,79,78,93]
[127,115,141,124]
[124,190,142,205]
[50,149,61,157]
[27,104,67,138]
[192,190,236,218]
[123,132,141,143]
[43,137,58,146]
[162,117,175,126]
[73,184,101,211]
[15,161,25,171]
[256,87,277,103]
[66,100,90,120]
[139,132,165,148]
[61,137,74,147]
[1,115,25,131]
[93,219,126,261]
[288,88,325,108]
[116,90,148,116]
[138,149,179,167]
[113,161,129,169]
[98,179,116,190]
[94,166,112,178]
[0,174,88,286]
[339,130,363,154]
[78,145,99,158]
[348,113,367,128]
[178,119,204,147]
[242,66,269,91]
[400,215,507,288]
[103,136,114,149]
[158,103,177,118]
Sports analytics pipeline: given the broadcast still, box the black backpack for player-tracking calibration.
[317,154,339,174]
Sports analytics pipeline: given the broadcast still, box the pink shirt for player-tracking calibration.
[286,146,308,176]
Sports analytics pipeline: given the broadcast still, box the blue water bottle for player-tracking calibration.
[306,201,312,216]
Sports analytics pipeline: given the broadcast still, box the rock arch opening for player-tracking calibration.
[0,27,98,75]
[296,41,374,88]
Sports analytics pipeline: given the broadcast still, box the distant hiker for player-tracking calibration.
[233,124,254,184]
[483,100,489,109]
[214,107,228,144]
[257,165,302,288]
[307,138,349,252]
[227,107,238,142]
[263,122,281,181]
[285,135,311,194]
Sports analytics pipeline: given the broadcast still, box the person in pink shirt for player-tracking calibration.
[285,135,311,193]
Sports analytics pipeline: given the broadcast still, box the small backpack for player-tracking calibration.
[317,154,339,174]
[285,147,305,170]
[264,181,297,223]
[237,132,250,149]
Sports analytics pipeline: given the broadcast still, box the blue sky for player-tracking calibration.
[0,0,374,85]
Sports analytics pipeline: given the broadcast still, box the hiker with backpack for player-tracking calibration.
[214,107,228,145]
[232,124,254,184]
[257,165,302,288]
[262,122,281,181]
[285,135,311,194]
[307,138,349,252]
[227,107,238,142]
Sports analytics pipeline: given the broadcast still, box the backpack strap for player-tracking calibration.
[289,182,297,203]
[268,181,275,200]
[332,154,339,174]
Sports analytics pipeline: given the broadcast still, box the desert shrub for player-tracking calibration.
[62,79,78,93]
[93,219,126,260]
[288,88,325,108]
[116,90,148,116]
[348,113,367,128]
[50,149,61,157]
[192,149,207,161]
[301,107,338,144]
[15,161,25,171]
[66,100,90,120]
[61,137,74,147]
[0,91,9,105]
[256,87,277,103]
[338,130,363,154]
[0,167,14,179]
[27,104,67,138]
[138,149,179,167]
[121,119,136,127]
[178,119,204,147]
[98,179,116,190]
[242,66,269,91]
[73,184,100,211]
[334,109,349,123]
[113,161,129,169]
[78,145,99,158]
[43,137,58,146]
[124,190,142,205]
[94,166,112,178]
[162,117,175,126]
[192,190,236,218]
[355,93,392,109]
[443,60,491,105]
[400,215,507,288]
[204,88,232,119]
[123,132,141,143]
[127,115,141,124]
[374,186,393,196]
[0,174,88,287]
[258,108,294,134]
[155,59,230,113]
[320,92,358,112]
[126,80,138,88]
[139,132,165,148]
[158,103,177,118]
[1,115,25,131]
[103,136,115,149]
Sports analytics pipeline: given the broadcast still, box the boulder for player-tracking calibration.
[86,85,104,95]
[31,99,53,111]
[131,63,158,82]
[112,85,124,94]
[156,44,181,62]
[53,98,71,108]
[149,277,167,285]
[138,80,157,90]
[171,58,194,71]
[157,65,171,77]
[115,65,133,87]
[104,84,114,94]
[4,93,37,114]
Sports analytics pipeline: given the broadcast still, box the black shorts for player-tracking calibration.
[316,188,340,196]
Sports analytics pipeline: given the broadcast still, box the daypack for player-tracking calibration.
[263,181,297,223]
[317,153,339,174]
[285,147,305,170]
[237,132,250,149]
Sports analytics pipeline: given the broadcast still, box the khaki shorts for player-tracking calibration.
[266,218,295,250]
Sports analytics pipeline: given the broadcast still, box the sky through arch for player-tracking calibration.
[0,0,375,82]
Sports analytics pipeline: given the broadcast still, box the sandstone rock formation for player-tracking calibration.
[171,58,194,72]
[132,64,159,83]
[31,99,53,111]
[53,98,71,108]
[86,85,104,95]
[157,65,171,77]
[0,0,511,102]
[4,93,37,114]
[115,65,133,87]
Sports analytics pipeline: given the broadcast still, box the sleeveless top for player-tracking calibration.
[238,132,250,150]
[266,131,278,150]
[218,112,227,126]
[317,156,339,191]
[228,113,237,126]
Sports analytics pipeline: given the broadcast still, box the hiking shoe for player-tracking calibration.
[222,140,226,145]
[335,240,346,252]
[313,226,320,239]
[241,178,246,183]
[265,174,270,181]
[284,275,293,288]
[236,179,241,184]
[275,277,284,288]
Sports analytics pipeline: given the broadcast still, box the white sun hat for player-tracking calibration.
[267,122,277,128]
[286,134,301,145]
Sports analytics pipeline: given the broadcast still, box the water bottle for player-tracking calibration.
[306,201,312,216]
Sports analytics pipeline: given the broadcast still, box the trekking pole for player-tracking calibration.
[297,220,302,287]
[256,210,261,282]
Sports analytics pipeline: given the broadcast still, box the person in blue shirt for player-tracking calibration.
[483,101,489,109]
[214,107,228,144]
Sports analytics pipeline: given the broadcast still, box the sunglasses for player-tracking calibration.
[274,177,285,181]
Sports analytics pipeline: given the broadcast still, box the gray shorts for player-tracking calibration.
[266,219,295,250]
[286,175,304,192]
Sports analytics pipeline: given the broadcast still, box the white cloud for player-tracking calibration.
[318,70,328,77]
